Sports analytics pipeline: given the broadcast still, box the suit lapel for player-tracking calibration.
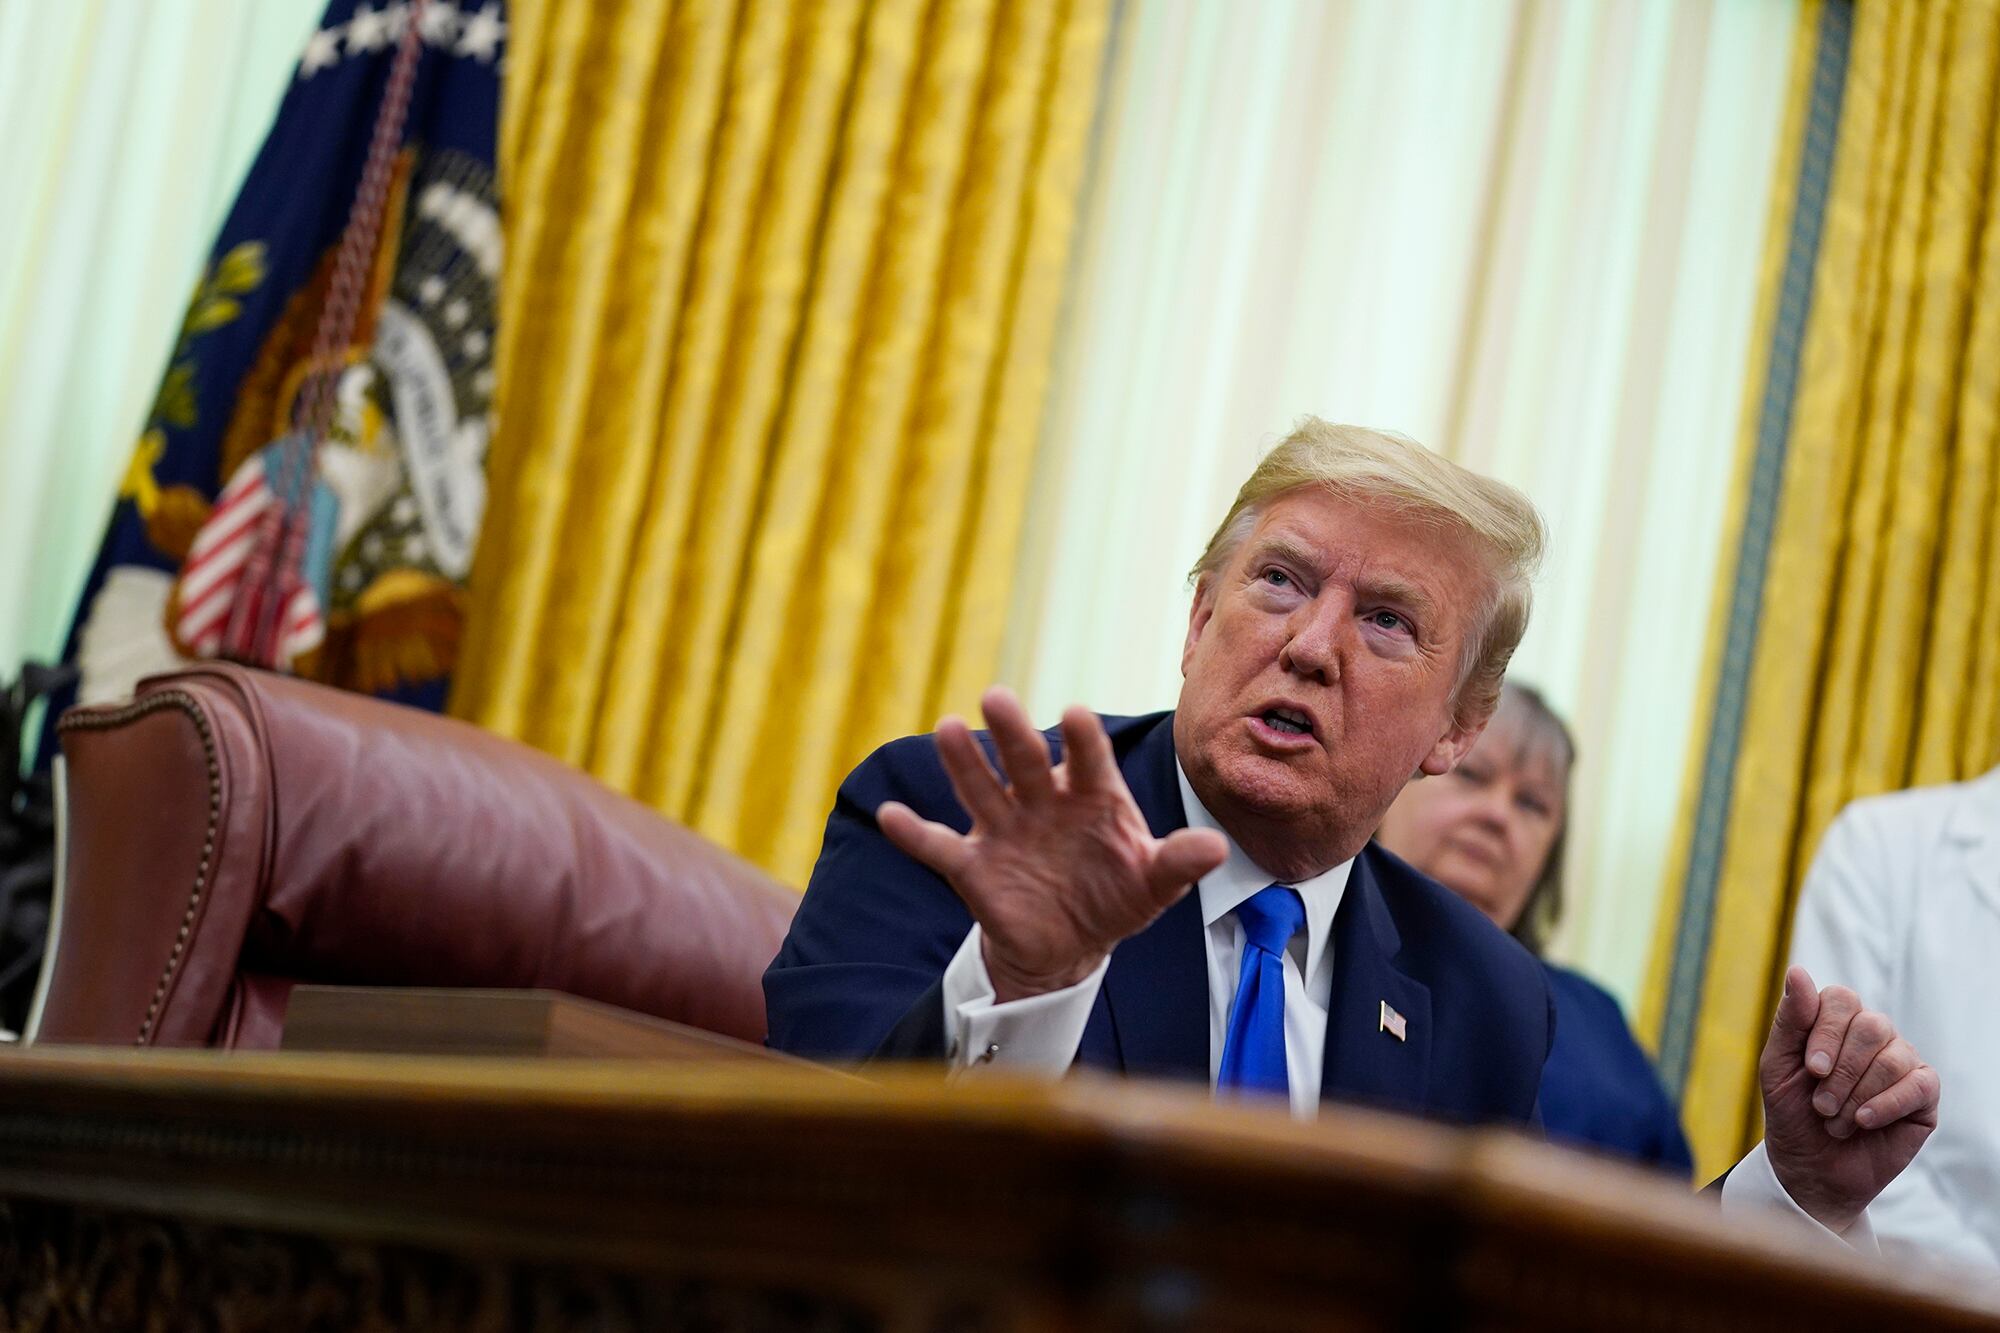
[1321,848,1433,1114]
[1096,716,1209,1082]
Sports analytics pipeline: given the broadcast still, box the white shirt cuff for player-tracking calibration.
[939,923,1108,1080]
[1719,1139,1879,1254]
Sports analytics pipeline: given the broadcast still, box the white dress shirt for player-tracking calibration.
[934,758,1872,1246]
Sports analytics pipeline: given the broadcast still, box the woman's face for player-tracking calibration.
[1374,713,1567,931]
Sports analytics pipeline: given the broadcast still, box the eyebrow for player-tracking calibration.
[1248,535,1328,575]
[1355,575,1436,621]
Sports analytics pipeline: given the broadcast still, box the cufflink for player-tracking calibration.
[975,1042,1000,1065]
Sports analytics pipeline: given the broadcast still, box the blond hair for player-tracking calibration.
[1191,418,1545,726]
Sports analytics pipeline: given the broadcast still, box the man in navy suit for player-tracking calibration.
[769,709,1550,1124]
[766,419,1939,1241]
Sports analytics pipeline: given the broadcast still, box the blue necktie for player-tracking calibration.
[1216,884,1305,1098]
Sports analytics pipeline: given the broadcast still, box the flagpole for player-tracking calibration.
[225,0,433,670]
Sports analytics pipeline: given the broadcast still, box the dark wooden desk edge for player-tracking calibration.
[0,1049,1990,1329]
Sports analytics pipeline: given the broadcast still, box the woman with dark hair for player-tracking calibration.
[1375,681,1692,1175]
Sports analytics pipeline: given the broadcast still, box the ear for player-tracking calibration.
[1417,713,1487,777]
[1181,575,1217,677]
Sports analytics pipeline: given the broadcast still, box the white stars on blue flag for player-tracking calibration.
[297,1,507,81]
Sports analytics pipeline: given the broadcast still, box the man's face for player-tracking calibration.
[1173,487,1488,873]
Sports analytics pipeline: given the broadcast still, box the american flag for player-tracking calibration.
[1379,1000,1408,1042]
[174,452,326,665]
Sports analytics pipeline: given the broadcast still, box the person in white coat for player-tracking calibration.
[1789,763,2000,1270]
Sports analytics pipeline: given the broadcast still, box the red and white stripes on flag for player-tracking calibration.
[174,453,325,665]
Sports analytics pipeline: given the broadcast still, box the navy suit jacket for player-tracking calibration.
[765,710,1556,1126]
[1539,962,1694,1175]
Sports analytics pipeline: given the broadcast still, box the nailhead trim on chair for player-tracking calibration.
[57,690,222,1045]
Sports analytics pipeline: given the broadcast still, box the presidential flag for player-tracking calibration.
[65,0,505,714]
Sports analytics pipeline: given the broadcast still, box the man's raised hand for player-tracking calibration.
[1760,965,1940,1235]
[876,688,1228,1002]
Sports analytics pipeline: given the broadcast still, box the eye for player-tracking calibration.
[1516,789,1559,818]
[1365,609,1409,633]
[1262,568,1292,588]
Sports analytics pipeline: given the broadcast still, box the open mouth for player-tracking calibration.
[1259,707,1313,737]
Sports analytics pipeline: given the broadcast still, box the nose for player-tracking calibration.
[1277,592,1348,684]
[1465,783,1515,841]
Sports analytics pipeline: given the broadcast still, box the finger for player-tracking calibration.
[980,686,1056,807]
[1804,983,1862,1080]
[1060,705,1125,795]
[935,716,1011,827]
[877,801,975,881]
[1764,965,1822,1068]
[1145,828,1229,906]
[1812,1008,1895,1120]
[1824,1035,1914,1138]
[1855,1062,1941,1132]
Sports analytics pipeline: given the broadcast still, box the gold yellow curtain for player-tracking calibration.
[452,0,1112,885]
[1644,0,2000,1180]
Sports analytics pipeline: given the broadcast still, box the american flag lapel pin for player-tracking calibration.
[1379,1000,1407,1042]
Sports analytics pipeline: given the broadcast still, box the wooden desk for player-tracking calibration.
[0,1049,1992,1330]
[280,985,794,1060]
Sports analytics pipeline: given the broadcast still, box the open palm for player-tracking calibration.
[878,688,1227,1002]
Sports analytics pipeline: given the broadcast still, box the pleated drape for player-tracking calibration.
[1644,0,2000,1179]
[451,0,1112,885]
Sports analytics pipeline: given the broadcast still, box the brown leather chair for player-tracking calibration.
[31,663,798,1049]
